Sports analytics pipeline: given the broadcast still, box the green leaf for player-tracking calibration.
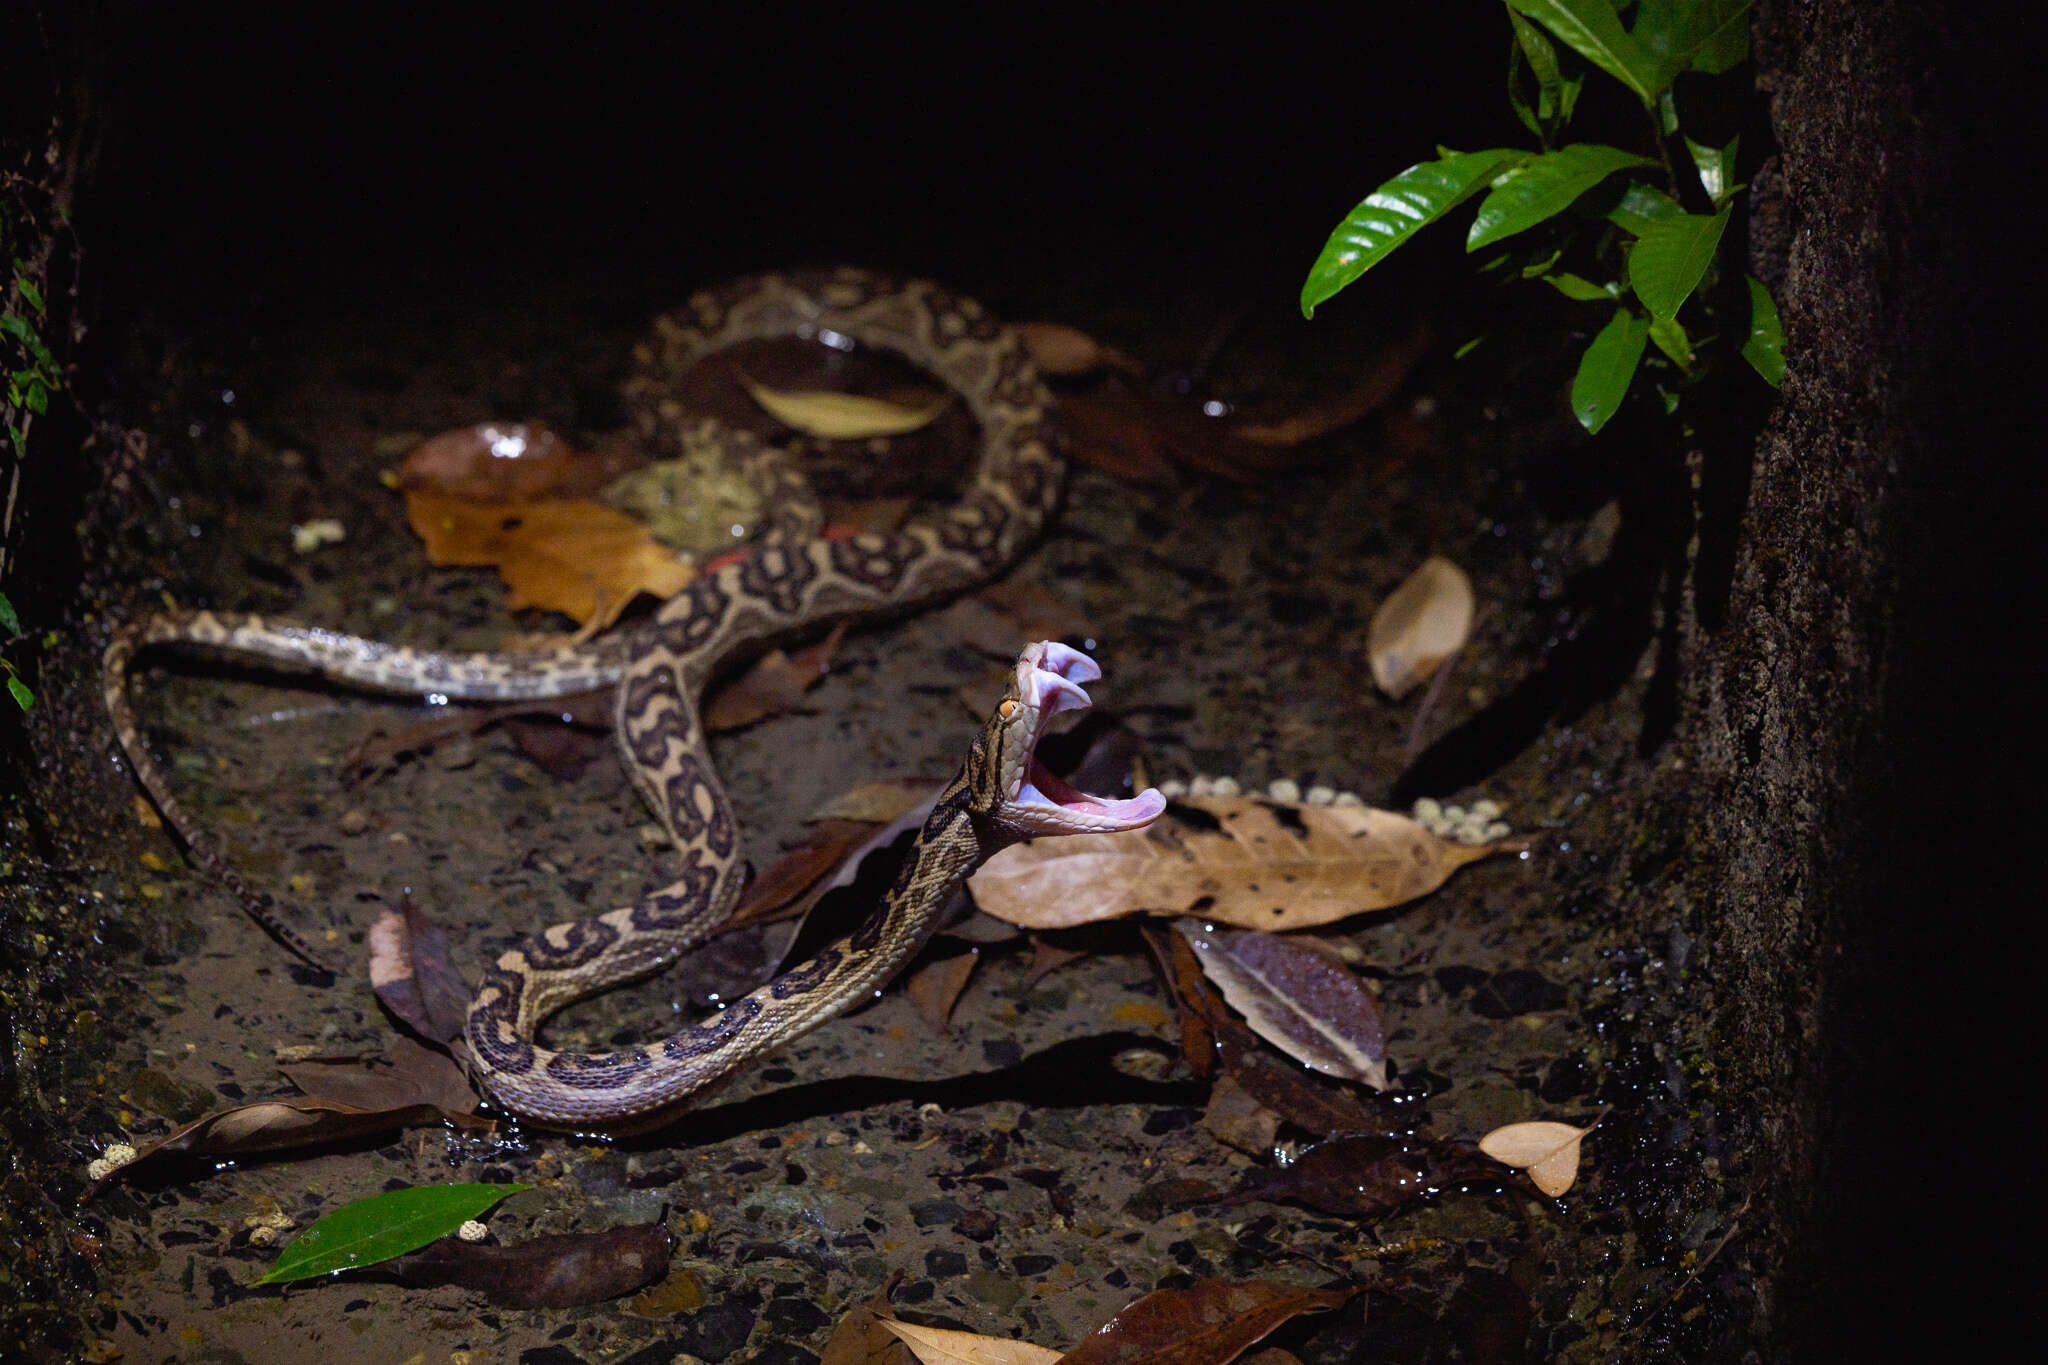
[257,1183,531,1285]
[1572,308,1650,433]
[1302,148,1529,318]
[23,379,46,415]
[1629,206,1730,318]
[0,314,57,374]
[1507,0,1663,102]
[1605,181,1684,236]
[0,590,20,636]
[1544,272,1619,300]
[1684,134,1740,203]
[1467,143,1657,251]
[1507,7,1580,137]
[15,278,45,314]
[5,673,31,711]
[1742,274,1785,387]
[1632,0,1752,83]
[1648,314,1695,368]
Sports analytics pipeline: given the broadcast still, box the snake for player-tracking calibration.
[103,268,1165,1126]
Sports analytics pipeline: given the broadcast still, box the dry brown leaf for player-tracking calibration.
[1018,322,1140,377]
[281,1034,478,1115]
[907,949,980,1034]
[970,796,1500,931]
[936,582,1099,660]
[809,777,946,824]
[367,899,472,1046]
[1368,556,1474,699]
[703,622,846,731]
[1478,1119,1595,1197]
[386,1220,675,1308]
[1055,388,1183,484]
[741,374,949,439]
[1060,1279,1357,1365]
[1229,319,1431,447]
[399,422,634,503]
[404,489,693,629]
[1174,921,1389,1089]
[879,1319,1060,1365]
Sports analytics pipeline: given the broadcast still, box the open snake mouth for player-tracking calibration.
[1004,641,1165,835]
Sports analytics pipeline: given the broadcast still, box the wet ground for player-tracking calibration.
[57,247,1711,1363]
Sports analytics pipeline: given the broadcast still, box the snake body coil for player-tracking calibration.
[105,270,1163,1126]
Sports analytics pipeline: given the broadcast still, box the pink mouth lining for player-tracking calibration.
[1021,755,1167,827]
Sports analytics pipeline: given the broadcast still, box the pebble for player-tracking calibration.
[338,809,369,837]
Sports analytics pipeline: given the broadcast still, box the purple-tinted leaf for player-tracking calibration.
[1175,921,1388,1089]
[368,896,472,1045]
[1227,1132,1501,1222]
[385,1218,675,1307]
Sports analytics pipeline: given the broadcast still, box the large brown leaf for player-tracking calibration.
[970,796,1500,931]
[385,1219,675,1307]
[1174,921,1388,1090]
[1057,1279,1357,1365]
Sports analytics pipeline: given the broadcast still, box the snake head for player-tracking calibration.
[972,640,1166,844]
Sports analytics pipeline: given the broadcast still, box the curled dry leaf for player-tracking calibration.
[970,796,1500,932]
[907,948,980,1035]
[385,1219,676,1308]
[1228,1132,1499,1222]
[280,1034,478,1116]
[1175,921,1388,1089]
[740,373,950,439]
[404,489,694,629]
[702,621,846,732]
[399,423,634,503]
[1061,1278,1357,1365]
[1229,319,1431,447]
[368,899,473,1046]
[879,1319,1060,1365]
[1017,321,1140,377]
[935,581,1100,661]
[1368,556,1474,700]
[1478,1119,1595,1197]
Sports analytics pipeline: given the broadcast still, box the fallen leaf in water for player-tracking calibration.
[1063,1279,1357,1365]
[1202,1069,1283,1157]
[971,796,1500,931]
[345,689,612,785]
[385,1218,676,1307]
[79,1095,489,1199]
[281,1034,477,1115]
[1175,921,1388,1089]
[1228,1132,1499,1222]
[259,1183,530,1284]
[935,581,1099,661]
[703,622,846,731]
[741,373,950,439]
[908,948,980,1034]
[399,423,634,503]
[1229,320,1432,446]
[1140,923,1221,1078]
[1018,322,1140,377]
[1055,386,1183,484]
[405,489,694,629]
[368,899,473,1046]
[1021,936,1090,991]
[821,1272,914,1365]
[731,775,941,929]
[1368,556,1474,700]
[1219,1038,1387,1139]
[1478,1118,1596,1196]
[880,1319,1061,1365]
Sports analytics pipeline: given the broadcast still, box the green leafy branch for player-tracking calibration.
[1301,0,1782,434]
[0,589,27,709]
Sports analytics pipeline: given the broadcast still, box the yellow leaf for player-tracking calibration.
[740,374,949,439]
[1368,556,1474,699]
[1478,1119,1594,1197]
[879,1319,1062,1365]
[969,796,1501,931]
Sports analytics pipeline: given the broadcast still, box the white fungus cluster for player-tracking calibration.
[1412,796,1512,845]
[1156,774,1367,808]
[85,1143,138,1182]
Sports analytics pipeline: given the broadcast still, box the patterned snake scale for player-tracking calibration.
[104,269,1164,1127]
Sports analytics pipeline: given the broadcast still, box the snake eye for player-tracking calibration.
[998,699,1020,720]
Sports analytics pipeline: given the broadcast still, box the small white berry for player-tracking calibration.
[1485,820,1512,840]
[1413,797,1442,822]
[1266,778,1301,802]
[1305,785,1336,806]
[1211,775,1240,796]
[1471,799,1502,820]
[458,1220,488,1243]
[1158,779,1187,798]
[1189,775,1214,797]
[1333,791,1365,808]
[1441,804,1466,824]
